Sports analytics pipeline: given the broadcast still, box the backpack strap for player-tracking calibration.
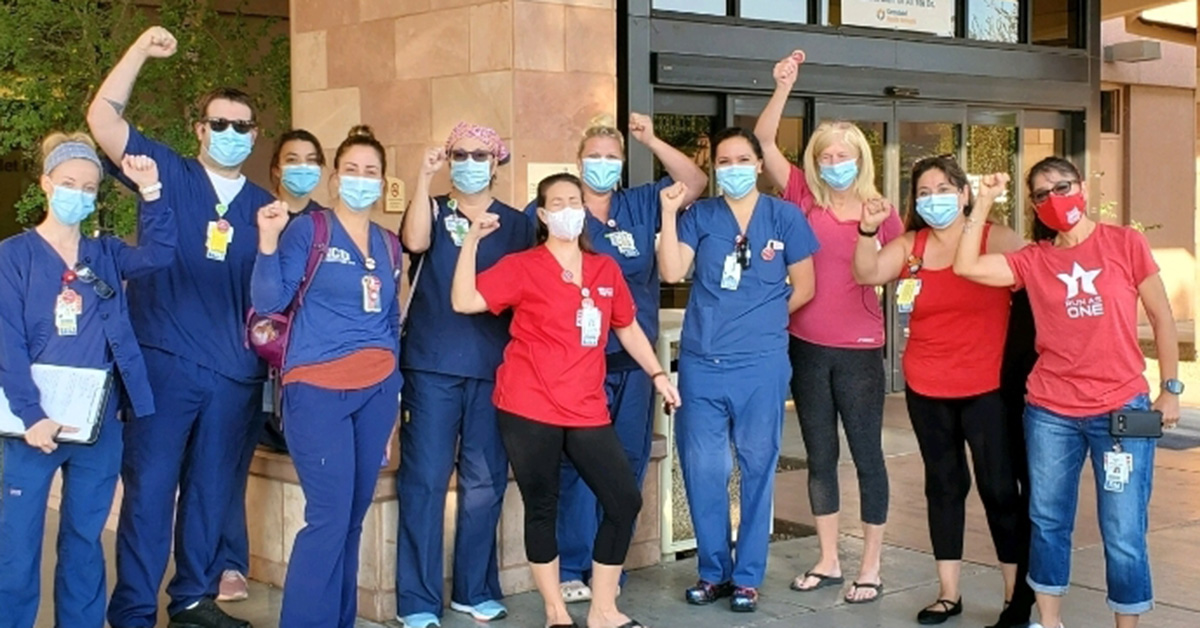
[296,210,332,308]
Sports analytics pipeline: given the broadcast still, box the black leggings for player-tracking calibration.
[789,337,889,524]
[497,411,642,565]
[904,388,1030,563]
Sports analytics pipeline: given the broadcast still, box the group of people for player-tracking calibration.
[0,27,1183,628]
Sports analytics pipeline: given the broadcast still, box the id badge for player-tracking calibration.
[1103,451,1131,492]
[55,289,81,336]
[896,278,921,314]
[721,253,742,291]
[206,220,234,261]
[580,306,602,347]
[606,231,640,258]
[362,275,383,313]
[445,215,470,247]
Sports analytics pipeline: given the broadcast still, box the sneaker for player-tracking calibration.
[561,580,593,604]
[685,580,734,605]
[730,586,759,612]
[216,570,249,603]
[167,599,251,628]
[398,612,441,628]
[449,600,507,621]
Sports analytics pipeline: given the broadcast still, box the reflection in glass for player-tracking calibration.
[967,124,1018,228]
[1031,0,1082,47]
[653,113,717,309]
[741,0,808,23]
[733,113,806,195]
[970,0,1020,42]
[1021,127,1066,238]
[652,0,725,15]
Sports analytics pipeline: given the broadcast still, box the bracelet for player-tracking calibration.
[650,371,667,381]
[140,191,162,202]
[857,225,878,238]
[139,182,163,195]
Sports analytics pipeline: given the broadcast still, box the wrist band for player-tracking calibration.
[857,225,878,238]
[650,371,667,381]
[139,182,163,195]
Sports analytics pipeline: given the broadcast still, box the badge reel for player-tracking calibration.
[578,288,601,347]
[55,286,82,337]
[362,258,383,313]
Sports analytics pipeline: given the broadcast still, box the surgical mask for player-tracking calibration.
[581,158,623,193]
[49,186,97,226]
[451,159,492,195]
[546,207,586,240]
[206,127,254,168]
[715,165,758,200]
[819,159,858,191]
[281,164,321,196]
[914,194,960,229]
[338,175,382,212]
[1035,193,1086,232]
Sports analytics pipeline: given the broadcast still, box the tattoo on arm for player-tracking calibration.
[105,98,127,116]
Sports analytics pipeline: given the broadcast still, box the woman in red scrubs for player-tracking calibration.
[452,173,680,628]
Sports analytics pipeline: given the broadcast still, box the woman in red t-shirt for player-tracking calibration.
[954,157,1181,628]
[853,155,1031,627]
[451,173,681,628]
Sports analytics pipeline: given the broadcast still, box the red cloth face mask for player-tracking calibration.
[1035,193,1086,232]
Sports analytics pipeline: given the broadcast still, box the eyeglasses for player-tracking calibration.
[734,235,751,270]
[450,149,493,163]
[914,153,957,167]
[1030,180,1077,205]
[73,263,115,299]
[203,118,257,134]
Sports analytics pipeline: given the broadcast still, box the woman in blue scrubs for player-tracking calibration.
[658,127,819,613]
[252,125,402,628]
[541,113,707,604]
[395,123,533,628]
[0,134,174,628]
[218,128,328,603]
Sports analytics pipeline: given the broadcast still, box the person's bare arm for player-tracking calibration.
[754,51,804,191]
[86,27,177,162]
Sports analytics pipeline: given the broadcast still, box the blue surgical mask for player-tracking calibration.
[450,159,492,195]
[207,127,254,168]
[581,158,623,193]
[338,175,382,212]
[915,193,961,229]
[49,186,97,226]
[281,164,321,196]
[715,165,758,200]
[819,159,859,191]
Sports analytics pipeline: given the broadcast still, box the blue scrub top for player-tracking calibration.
[251,212,401,371]
[112,127,276,383]
[676,194,819,359]
[525,178,670,369]
[0,198,176,425]
[402,196,533,381]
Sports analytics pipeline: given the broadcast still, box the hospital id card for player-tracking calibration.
[896,278,921,313]
[206,220,234,261]
[580,306,601,347]
[721,253,741,291]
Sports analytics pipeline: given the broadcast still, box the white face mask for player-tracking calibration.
[545,206,586,241]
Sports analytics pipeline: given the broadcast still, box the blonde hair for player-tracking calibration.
[578,114,625,158]
[41,132,101,176]
[802,121,880,208]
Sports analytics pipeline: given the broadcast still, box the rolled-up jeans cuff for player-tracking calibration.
[1108,597,1154,615]
[1027,575,1069,596]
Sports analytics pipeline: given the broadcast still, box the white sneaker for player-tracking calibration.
[560,580,592,603]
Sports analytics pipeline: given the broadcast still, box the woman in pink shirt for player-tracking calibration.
[755,51,901,604]
[955,157,1181,628]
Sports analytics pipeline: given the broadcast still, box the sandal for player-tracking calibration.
[917,598,962,624]
[844,581,883,605]
[790,571,845,592]
[561,580,592,604]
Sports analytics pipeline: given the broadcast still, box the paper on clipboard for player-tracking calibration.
[0,364,111,444]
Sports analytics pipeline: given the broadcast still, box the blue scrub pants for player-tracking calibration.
[0,408,122,628]
[108,348,261,627]
[280,372,401,628]
[676,351,790,589]
[219,409,269,574]
[396,369,507,618]
[556,368,654,583]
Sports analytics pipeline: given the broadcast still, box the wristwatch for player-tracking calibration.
[1163,378,1186,395]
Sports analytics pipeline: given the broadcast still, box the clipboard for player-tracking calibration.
[0,364,112,445]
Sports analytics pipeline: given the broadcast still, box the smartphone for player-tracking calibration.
[1109,410,1163,439]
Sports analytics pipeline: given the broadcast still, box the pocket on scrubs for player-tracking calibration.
[697,307,714,355]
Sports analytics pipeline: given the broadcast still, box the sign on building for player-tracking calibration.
[842,0,954,37]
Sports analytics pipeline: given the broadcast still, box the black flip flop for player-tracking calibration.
[791,571,845,592]
[844,581,883,605]
[616,621,645,628]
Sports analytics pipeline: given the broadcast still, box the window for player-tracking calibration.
[741,0,808,24]
[1100,89,1120,134]
[969,0,1020,42]
[1031,0,1083,47]
[652,0,725,15]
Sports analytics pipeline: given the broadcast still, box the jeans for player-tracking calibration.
[1024,395,1155,614]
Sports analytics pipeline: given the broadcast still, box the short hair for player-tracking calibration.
[194,87,256,122]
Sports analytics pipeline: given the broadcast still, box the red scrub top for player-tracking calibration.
[478,246,637,427]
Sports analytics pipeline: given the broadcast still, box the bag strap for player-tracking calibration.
[295,210,332,309]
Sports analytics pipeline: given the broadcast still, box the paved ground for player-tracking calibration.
[33,396,1200,627]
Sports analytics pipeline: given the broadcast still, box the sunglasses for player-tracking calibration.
[914,153,958,167]
[74,263,115,300]
[734,235,751,270]
[203,118,257,134]
[450,149,493,163]
[1030,180,1077,205]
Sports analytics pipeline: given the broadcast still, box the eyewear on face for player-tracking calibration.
[734,236,751,270]
[1031,180,1077,205]
[450,149,493,163]
[73,263,115,299]
[204,118,256,134]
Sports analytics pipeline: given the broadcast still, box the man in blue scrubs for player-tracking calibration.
[87,26,273,628]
